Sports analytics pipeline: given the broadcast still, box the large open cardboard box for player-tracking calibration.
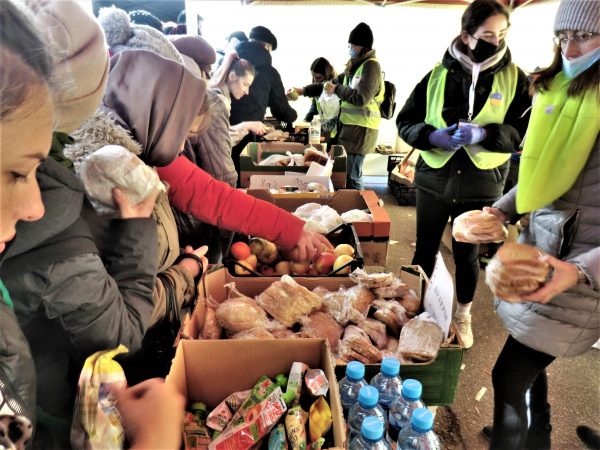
[183,266,463,406]
[239,142,347,189]
[246,189,391,266]
[166,338,346,448]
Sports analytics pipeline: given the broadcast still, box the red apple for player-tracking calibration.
[261,265,277,276]
[314,252,336,274]
[308,265,320,276]
[231,241,251,260]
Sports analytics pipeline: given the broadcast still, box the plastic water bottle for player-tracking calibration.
[388,379,426,442]
[349,416,393,450]
[309,114,321,145]
[396,408,441,450]
[347,386,388,442]
[370,357,403,411]
[339,361,369,414]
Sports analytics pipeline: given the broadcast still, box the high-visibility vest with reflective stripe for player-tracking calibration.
[340,58,384,129]
[421,62,518,169]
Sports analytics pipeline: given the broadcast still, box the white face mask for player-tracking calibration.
[562,46,600,79]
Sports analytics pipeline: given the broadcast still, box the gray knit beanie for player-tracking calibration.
[98,6,183,63]
[554,0,600,34]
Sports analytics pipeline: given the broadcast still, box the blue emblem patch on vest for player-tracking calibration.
[490,92,503,106]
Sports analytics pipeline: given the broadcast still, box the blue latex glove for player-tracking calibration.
[451,125,487,146]
[428,124,460,151]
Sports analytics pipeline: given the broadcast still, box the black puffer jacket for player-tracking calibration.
[396,46,531,204]
[230,40,297,125]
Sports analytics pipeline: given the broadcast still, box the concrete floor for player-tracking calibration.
[365,179,600,450]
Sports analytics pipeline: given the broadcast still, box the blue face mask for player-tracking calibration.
[349,47,359,58]
[562,46,600,79]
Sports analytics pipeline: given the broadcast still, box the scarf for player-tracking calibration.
[448,37,507,73]
[517,71,600,213]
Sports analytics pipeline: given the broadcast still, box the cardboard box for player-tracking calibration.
[246,189,391,266]
[167,338,346,448]
[248,174,334,193]
[184,266,463,406]
[239,142,347,189]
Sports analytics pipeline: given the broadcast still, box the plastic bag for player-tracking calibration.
[349,268,394,288]
[296,205,342,235]
[453,210,508,244]
[341,209,373,223]
[318,91,340,121]
[396,313,443,363]
[70,345,128,450]
[294,203,322,219]
[259,154,291,166]
[79,145,165,214]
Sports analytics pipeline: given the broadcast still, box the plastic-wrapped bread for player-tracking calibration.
[271,329,295,339]
[349,268,395,288]
[485,243,550,302]
[319,286,367,326]
[396,314,444,362]
[355,318,388,350]
[256,275,322,327]
[304,146,330,166]
[372,299,409,336]
[230,328,275,340]
[215,283,270,332]
[382,337,399,358]
[338,325,382,364]
[201,302,222,340]
[373,277,410,299]
[346,285,375,316]
[300,311,343,352]
[398,289,421,317]
[453,210,508,244]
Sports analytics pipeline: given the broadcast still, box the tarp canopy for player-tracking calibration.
[242,0,548,8]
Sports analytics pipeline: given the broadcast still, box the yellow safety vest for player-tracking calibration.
[421,62,518,169]
[340,59,384,130]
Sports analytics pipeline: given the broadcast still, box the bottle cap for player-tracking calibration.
[411,407,434,432]
[346,361,365,381]
[381,357,400,377]
[275,374,288,387]
[361,416,384,441]
[282,390,296,406]
[190,402,207,414]
[358,385,379,408]
[402,379,423,401]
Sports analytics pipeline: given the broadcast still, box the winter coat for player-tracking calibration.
[156,155,305,251]
[333,50,382,155]
[0,157,158,445]
[493,135,600,358]
[396,46,531,204]
[230,40,297,125]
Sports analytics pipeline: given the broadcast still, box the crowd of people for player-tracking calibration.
[0,0,597,449]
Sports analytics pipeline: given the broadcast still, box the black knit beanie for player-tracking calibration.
[348,22,374,48]
[249,25,277,50]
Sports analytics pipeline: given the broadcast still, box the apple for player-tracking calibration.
[275,261,291,275]
[234,259,254,275]
[245,254,258,268]
[290,261,310,275]
[230,241,251,260]
[261,265,277,276]
[334,243,355,258]
[287,246,302,262]
[258,240,278,264]
[314,252,336,274]
[332,254,353,274]
[308,265,320,276]
[249,237,264,256]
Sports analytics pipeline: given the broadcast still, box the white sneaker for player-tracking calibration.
[455,313,474,349]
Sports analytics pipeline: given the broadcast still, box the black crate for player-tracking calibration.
[387,154,405,173]
[224,223,364,277]
[262,118,293,132]
[389,177,417,206]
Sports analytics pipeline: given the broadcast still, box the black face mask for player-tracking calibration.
[469,37,499,63]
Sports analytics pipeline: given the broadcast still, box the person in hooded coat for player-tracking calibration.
[395,0,531,349]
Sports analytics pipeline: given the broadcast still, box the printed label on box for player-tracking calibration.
[424,253,454,339]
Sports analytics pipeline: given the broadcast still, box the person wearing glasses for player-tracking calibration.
[395,0,531,348]
[477,0,600,448]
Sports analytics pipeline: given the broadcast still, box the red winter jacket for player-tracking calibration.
[156,155,304,251]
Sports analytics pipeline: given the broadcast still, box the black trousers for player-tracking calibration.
[412,189,489,304]
[491,335,555,450]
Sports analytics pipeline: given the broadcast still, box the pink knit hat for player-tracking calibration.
[25,0,109,133]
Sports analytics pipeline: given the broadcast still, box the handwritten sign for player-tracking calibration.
[423,252,454,339]
[249,174,333,191]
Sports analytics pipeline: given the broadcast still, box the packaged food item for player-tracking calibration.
[184,402,211,449]
[224,390,251,413]
[345,285,375,316]
[304,147,329,166]
[215,283,271,332]
[300,311,343,352]
[230,328,275,340]
[286,362,309,407]
[210,388,287,450]
[485,242,550,302]
[373,277,410,299]
[268,424,288,450]
[275,374,288,389]
[341,209,373,224]
[355,318,388,350]
[285,406,308,450]
[309,438,325,449]
[201,303,222,340]
[308,397,332,443]
[206,401,233,433]
[339,326,382,364]
[304,369,329,397]
[397,313,444,363]
[398,289,421,317]
[227,376,278,430]
[349,268,395,288]
[256,276,322,327]
[453,210,508,244]
[372,299,409,336]
[382,336,399,358]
